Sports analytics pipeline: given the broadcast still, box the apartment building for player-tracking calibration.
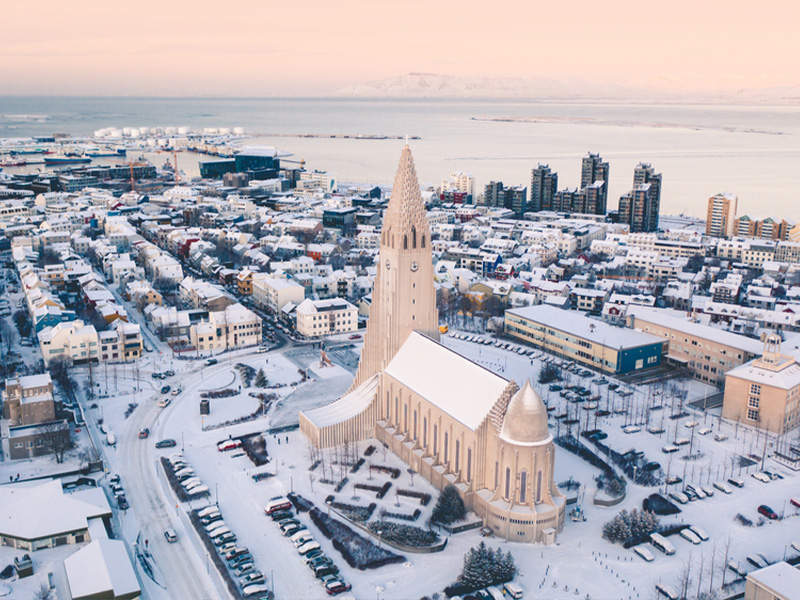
[295,298,358,338]
[2,374,55,426]
[627,306,762,386]
[706,192,738,238]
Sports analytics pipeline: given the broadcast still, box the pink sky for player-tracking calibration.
[3,0,798,95]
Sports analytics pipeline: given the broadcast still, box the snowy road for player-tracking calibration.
[120,364,227,600]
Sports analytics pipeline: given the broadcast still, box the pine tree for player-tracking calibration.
[431,484,466,524]
[254,368,268,388]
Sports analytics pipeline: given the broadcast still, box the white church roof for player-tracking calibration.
[384,332,509,430]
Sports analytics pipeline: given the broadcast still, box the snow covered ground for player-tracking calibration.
[45,318,800,600]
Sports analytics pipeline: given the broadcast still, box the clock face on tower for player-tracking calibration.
[385,260,391,270]
[410,261,419,272]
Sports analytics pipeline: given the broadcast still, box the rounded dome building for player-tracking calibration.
[473,380,566,543]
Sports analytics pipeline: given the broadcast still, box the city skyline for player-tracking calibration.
[2,0,799,96]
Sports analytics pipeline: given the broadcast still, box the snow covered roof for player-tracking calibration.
[0,480,111,541]
[65,539,140,600]
[747,562,800,599]
[384,332,510,430]
[302,374,380,428]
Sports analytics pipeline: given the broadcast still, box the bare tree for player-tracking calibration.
[721,535,733,588]
[696,550,705,600]
[77,445,101,471]
[708,541,718,596]
[37,421,72,464]
[676,551,693,600]
[0,318,16,354]
[34,584,52,600]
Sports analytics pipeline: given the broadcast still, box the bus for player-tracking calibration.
[650,533,676,555]
[633,545,655,562]
[217,439,242,452]
[264,497,292,515]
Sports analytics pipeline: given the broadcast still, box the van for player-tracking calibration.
[264,497,292,515]
[746,554,768,569]
[688,526,709,542]
[503,582,524,599]
[198,506,219,518]
[205,520,227,533]
[655,583,679,600]
[485,587,505,600]
[713,481,732,494]
[633,546,655,562]
[662,445,679,454]
[243,584,270,597]
[210,527,231,540]
[728,560,747,577]
[727,477,745,488]
[679,529,701,545]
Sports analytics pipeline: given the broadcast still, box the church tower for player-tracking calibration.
[350,144,439,390]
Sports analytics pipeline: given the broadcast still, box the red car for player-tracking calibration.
[758,504,779,520]
[349,334,362,340]
[325,581,351,596]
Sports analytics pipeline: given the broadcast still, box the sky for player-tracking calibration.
[2,0,799,96]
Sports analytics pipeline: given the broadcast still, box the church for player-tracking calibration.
[299,146,565,543]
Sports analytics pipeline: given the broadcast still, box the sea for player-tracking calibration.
[1,96,799,219]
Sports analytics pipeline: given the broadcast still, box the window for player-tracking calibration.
[536,471,543,503]
[467,448,472,482]
[519,470,527,504]
[505,467,511,500]
[494,461,498,490]
[750,384,761,395]
[455,440,460,472]
[433,424,438,455]
[747,408,759,421]
[444,432,449,463]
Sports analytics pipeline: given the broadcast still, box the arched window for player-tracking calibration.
[394,397,399,426]
[412,226,417,249]
[444,432,449,463]
[455,440,460,472]
[423,417,427,447]
[403,404,408,431]
[519,470,528,504]
[536,471,543,503]
[504,467,511,500]
[413,410,417,440]
[433,424,438,455]
[467,448,472,482]
[385,392,389,419]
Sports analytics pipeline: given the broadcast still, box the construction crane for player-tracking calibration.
[110,159,151,192]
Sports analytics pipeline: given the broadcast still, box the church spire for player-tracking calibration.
[349,145,439,390]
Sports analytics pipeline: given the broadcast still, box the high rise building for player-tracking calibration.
[483,181,505,207]
[619,163,662,232]
[505,185,528,217]
[530,164,558,212]
[580,152,609,214]
[735,215,793,241]
[706,192,738,238]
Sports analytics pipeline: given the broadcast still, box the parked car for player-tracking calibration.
[751,472,771,483]
[155,439,177,449]
[325,580,352,596]
[117,496,129,510]
[727,477,745,488]
[161,385,171,394]
[758,505,779,520]
[233,563,254,577]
